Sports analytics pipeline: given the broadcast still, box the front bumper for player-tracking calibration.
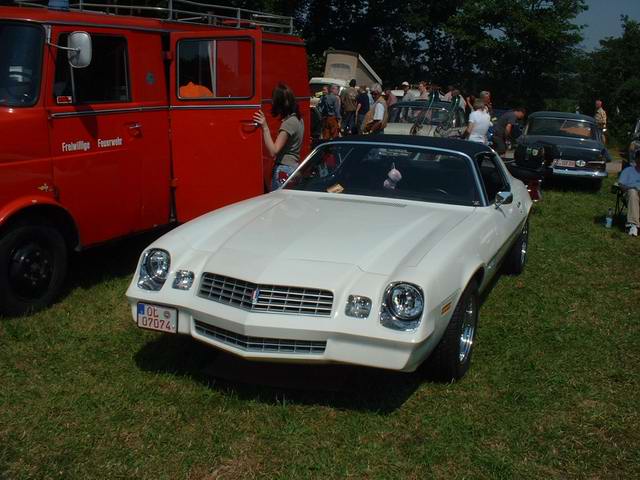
[551,167,607,178]
[127,295,439,373]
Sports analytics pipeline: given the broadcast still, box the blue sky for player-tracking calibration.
[577,0,640,50]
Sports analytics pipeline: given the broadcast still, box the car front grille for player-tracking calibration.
[198,273,334,316]
[194,321,327,354]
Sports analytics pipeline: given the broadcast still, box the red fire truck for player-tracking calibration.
[0,1,310,316]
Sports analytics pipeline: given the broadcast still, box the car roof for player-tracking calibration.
[324,135,493,156]
[529,111,595,123]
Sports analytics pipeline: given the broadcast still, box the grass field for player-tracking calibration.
[1,175,639,479]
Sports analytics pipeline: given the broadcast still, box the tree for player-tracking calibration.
[442,0,586,110]
[577,16,640,143]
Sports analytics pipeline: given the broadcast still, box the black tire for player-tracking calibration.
[0,223,68,317]
[504,219,529,275]
[424,281,479,382]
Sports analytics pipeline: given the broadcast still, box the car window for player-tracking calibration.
[177,38,253,99]
[53,33,129,104]
[476,153,509,202]
[284,143,482,207]
[0,22,43,107]
[527,117,594,139]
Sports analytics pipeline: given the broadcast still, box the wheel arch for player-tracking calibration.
[0,198,80,251]
[470,266,485,290]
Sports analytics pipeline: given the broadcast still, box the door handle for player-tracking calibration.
[240,120,260,127]
[127,122,143,138]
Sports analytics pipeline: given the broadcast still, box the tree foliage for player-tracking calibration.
[577,17,640,142]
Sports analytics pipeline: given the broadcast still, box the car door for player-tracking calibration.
[47,27,145,246]
[169,30,263,222]
[476,152,523,272]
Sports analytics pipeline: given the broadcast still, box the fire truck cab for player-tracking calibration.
[0,1,309,316]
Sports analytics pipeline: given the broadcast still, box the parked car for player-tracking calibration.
[127,135,532,381]
[384,101,467,139]
[514,111,609,190]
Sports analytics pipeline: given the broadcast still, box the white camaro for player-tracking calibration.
[127,135,532,381]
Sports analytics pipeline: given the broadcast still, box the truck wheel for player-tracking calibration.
[0,223,68,317]
[504,220,529,275]
[424,281,479,382]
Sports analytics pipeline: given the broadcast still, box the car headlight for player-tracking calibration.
[380,282,424,331]
[172,270,195,290]
[345,295,372,318]
[137,249,170,291]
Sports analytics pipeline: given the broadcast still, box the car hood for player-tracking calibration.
[181,192,474,277]
[520,135,604,157]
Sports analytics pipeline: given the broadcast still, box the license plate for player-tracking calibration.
[137,303,177,333]
[554,159,576,168]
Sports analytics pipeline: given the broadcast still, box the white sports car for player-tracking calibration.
[126,136,532,381]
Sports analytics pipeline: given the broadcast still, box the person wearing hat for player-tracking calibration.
[362,83,388,135]
[401,81,418,102]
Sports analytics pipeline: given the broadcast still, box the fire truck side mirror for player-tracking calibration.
[67,31,92,69]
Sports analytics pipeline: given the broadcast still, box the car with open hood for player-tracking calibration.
[384,101,467,139]
[514,111,609,190]
[126,136,532,381]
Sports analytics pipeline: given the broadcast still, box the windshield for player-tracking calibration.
[283,143,481,207]
[527,117,595,140]
[0,23,43,107]
[388,105,450,125]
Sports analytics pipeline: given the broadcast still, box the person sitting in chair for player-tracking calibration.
[619,159,640,236]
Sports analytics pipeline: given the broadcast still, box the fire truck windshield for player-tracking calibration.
[0,22,44,107]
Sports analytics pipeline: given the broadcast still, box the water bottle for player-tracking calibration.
[605,208,613,229]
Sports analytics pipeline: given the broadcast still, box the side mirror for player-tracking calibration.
[495,191,513,208]
[67,31,92,69]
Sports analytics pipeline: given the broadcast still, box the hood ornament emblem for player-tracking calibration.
[251,288,260,306]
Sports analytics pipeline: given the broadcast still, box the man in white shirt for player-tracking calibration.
[400,81,416,102]
[466,99,492,144]
[619,159,640,236]
[364,83,388,134]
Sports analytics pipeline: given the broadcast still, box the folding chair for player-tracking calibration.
[611,183,627,220]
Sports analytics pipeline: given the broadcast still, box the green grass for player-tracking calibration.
[1,175,639,480]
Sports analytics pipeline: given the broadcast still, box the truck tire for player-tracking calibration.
[424,281,479,382]
[504,219,529,275]
[0,223,68,317]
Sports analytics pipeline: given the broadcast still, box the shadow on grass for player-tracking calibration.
[64,228,170,293]
[542,176,602,193]
[592,214,628,232]
[134,334,422,413]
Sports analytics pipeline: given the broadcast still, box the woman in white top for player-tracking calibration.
[466,99,492,144]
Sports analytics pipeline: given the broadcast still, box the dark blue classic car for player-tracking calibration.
[514,112,609,190]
